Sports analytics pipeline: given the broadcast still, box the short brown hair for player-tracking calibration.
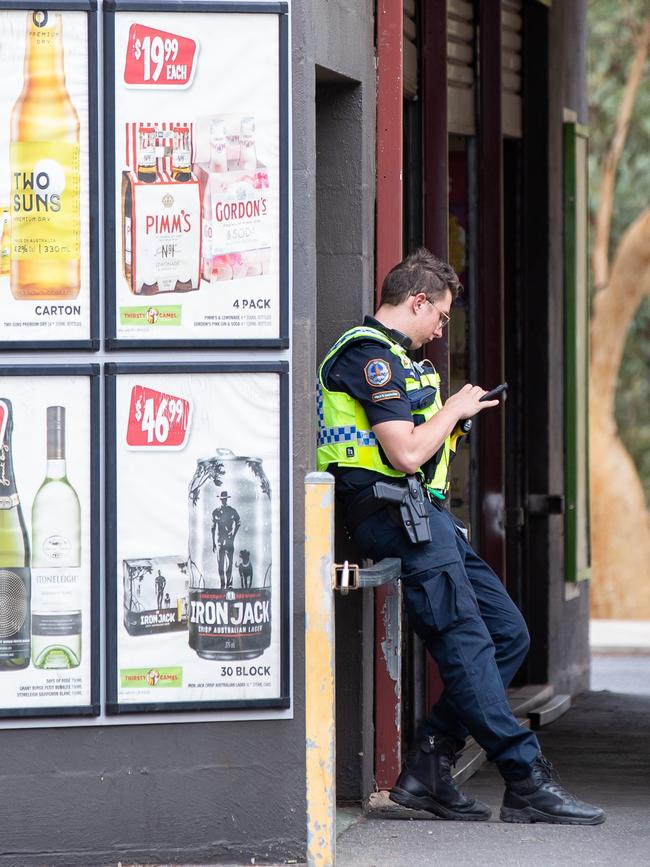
[380,248,462,306]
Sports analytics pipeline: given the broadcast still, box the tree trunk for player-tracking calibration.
[590,209,650,618]
[591,17,650,291]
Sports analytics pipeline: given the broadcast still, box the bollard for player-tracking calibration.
[305,471,336,867]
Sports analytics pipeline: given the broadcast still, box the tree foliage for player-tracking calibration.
[588,0,650,504]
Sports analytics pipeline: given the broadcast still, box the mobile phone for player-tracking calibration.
[480,382,508,402]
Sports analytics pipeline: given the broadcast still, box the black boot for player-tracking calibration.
[389,734,492,821]
[500,755,606,825]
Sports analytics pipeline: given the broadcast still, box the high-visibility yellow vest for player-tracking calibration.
[316,325,453,495]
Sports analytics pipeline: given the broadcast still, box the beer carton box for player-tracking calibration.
[122,555,189,636]
[194,162,272,282]
[121,170,202,295]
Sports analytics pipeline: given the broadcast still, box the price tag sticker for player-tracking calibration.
[126,386,191,449]
[124,24,198,88]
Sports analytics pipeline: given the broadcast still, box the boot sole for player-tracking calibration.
[389,786,491,822]
[500,805,606,825]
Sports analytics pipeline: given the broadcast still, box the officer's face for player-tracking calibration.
[411,289,452,348]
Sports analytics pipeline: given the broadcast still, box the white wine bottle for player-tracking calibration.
[0,398,31,671]
[31,406,81,669]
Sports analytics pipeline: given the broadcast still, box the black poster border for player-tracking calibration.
[105,361,290,714]
[0,1,100,351]
[0,363,101,719]
[103,1,290,350]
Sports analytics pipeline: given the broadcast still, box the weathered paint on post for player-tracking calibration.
[373,581,402,788]
[305,471,336,867]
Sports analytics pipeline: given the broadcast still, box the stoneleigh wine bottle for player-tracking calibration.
[31,405,82,669]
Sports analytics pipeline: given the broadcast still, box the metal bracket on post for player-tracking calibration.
[358,558,402,588]
[333,557,401,593]
[332,561,360,594]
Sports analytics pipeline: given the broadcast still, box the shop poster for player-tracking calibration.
[107,7,285,344]
[0,369,97,717]
[106,365,288,711]
[0,7,94,346]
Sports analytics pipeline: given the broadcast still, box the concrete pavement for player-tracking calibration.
[590,655,650,694]
[335,684,650,867]
[119,654,650,866]
[590,620,650,655]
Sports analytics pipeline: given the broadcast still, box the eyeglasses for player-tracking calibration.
[425,299,451,329]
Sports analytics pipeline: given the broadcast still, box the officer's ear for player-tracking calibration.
[412,292,428,313]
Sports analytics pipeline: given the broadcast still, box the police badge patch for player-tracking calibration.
[364,358,392,387]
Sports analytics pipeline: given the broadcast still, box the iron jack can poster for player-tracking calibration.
[107,9,285,344]
[108,366,287,711]
[0,9,93,345]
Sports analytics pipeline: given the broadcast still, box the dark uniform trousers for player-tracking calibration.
[352,500,541,781]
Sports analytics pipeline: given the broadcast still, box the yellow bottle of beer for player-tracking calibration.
[10,10,80,300]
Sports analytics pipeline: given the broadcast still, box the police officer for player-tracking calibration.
[317,248,604,825]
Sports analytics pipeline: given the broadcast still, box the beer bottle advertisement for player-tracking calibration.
[107,368,287,710]
[0,9,93,344]
[108,10,286,344]
[0,374,94,717]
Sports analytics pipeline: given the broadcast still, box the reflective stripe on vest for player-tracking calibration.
[316,326,452,492]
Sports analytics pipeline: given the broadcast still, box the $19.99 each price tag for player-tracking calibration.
[124,23,198,88]
[126,386,191,449]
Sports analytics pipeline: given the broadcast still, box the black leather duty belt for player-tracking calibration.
[344,485,399,534]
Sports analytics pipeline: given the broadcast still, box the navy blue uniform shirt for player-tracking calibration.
[324,330,414,504]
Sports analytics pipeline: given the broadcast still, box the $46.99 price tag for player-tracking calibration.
[124,23,197,88]
[126,386,191,449]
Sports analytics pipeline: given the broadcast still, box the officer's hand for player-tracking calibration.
[445,384,499,420]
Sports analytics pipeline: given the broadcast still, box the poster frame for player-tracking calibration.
[0,363,101,719]
[0,0,100,351]
[103,0,290,350]
[104,360,290,714]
